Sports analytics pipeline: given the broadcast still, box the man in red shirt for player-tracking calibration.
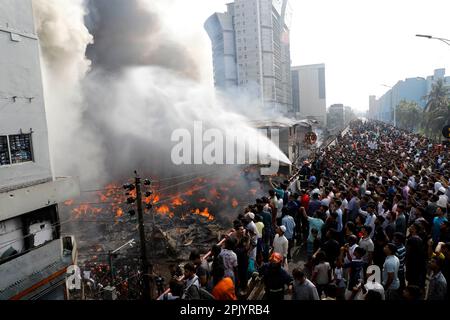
[299,189,310,246]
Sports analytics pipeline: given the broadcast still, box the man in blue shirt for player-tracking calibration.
[382,243,400,300]
[433,206,448,243]
[281,208,296,261]
[308,193,322,217]
[348,191,360,222]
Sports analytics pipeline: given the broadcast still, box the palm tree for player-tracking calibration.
[395,100,422,132]
[423,79,450,141]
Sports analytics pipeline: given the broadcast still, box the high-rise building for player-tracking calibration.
[205,0,293,115]
[291,64,327,125]
[0,0,80,299]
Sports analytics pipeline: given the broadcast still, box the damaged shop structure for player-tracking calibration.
[0,0,80,300]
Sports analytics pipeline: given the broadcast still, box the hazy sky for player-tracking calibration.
[154,0,450,112]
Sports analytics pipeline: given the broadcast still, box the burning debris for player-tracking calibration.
[61,169,266,267]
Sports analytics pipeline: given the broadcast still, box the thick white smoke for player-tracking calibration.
[32,0,107,185]
[33,0,291,188]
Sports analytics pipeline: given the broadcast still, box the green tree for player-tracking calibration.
[395,100,422,132]
[423,79,450,141]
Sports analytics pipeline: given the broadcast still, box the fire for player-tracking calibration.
[72,204,102,217]
[66,171,255,223]
[116,208,124,218]
[156,205,175,218]
[152,195,160,204]
[192,208,214,221]
[172,197,185,207]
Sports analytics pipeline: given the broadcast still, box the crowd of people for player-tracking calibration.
[163,119,449,301]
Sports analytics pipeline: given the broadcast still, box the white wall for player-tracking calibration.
[0,0,53,191]
[292,64,327,125]
[29,221,53,246]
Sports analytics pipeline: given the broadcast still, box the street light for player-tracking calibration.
[381,84,396,127]
[416,34,450,47]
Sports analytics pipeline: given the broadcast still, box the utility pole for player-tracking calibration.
[134,170,151,301]
[108,250,114,283]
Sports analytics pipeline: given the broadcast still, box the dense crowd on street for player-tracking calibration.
[163,119,449,301]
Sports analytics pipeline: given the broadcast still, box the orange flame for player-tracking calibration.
[116,208,124,218]
[192,208,214,221]
[152,195,160,204]
[72,204,102,217]
[172,197,185,207]
[156,205,174,218]
[64,199,74,206]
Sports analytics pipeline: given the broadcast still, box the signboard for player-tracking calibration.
[443,125,450,139]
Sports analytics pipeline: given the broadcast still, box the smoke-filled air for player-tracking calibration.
[32,0,290,188]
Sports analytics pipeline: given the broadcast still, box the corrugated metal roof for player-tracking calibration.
[0,259,67,300]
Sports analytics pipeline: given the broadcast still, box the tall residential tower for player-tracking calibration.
[205,0,293,115]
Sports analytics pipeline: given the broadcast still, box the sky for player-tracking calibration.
[152,0,450,112]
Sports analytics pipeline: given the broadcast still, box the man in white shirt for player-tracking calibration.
[344,235,359,264]
[273,226,289,269]
[377,193,385,216]
[359,226,374,265]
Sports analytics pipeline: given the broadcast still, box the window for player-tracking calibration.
[0,136,10,166]
[9,134,33,164]
[0,133,33,166]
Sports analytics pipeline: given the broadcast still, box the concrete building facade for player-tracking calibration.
[0,0,79,300]
[205,0,293,115]
[369,68,450,123]
[291,64,327,126]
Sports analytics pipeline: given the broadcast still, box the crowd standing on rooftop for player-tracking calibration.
[167,119,449,301]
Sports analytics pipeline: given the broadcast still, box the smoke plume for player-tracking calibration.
[84,0,199,79]
[33,0,290,189]
[33,0,106,185]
